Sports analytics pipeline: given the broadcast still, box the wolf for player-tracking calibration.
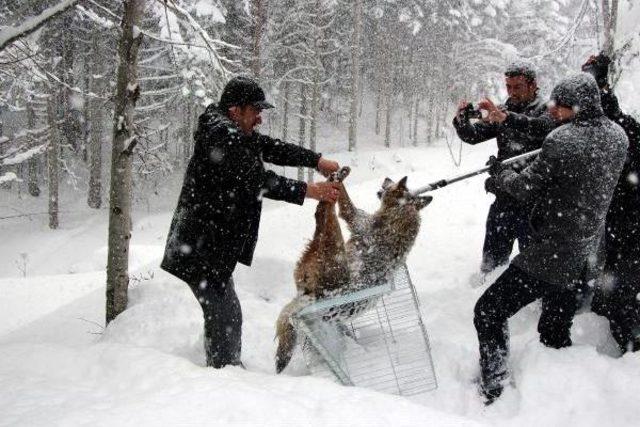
[275,167,352,373]
[338,176,433,290]
[275,172,432,373]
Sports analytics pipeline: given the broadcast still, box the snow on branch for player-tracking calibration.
[75,4,116,30]
[525,0,590,61]
[0,143,49,166]
[0,172,21,184]
[0,0,85,52]
[154,0,231,89]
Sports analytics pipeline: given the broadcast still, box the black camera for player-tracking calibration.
[462,103,483,120]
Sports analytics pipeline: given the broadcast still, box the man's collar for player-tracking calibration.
[506,93,541,111]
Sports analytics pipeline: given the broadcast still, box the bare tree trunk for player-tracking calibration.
[601,0,619,81]
[87,99,103,208]
[88,35,103,209]
[358,71,364,118]
[412,97,419,146]
[27,101,41,197]
[384,83,392,148]
[282,80,290,141]
[184,92,193,164]
[425,94,434,145]
[251,0,265,78]
[308,66,320,182]
[601,0,618,57]
[374,91,381,136]
[46,94,59,229]
[399,100,404,147]
[82,52,91,163]
[347,0,363,152]
[61,13,79,153]
[106,0,144,325]
[297,83,307,181]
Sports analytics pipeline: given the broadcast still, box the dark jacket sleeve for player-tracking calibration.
[262,171,308,205]
[601,90,623,119]
[602,91,640,163]
[452,116,498,145]
[504,111,557,139]
[495,136,557,202]
[256,134,321,168]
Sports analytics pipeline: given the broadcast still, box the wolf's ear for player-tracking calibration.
[414,195,433,210]
[398,176,408,189]
[381,177,394,190]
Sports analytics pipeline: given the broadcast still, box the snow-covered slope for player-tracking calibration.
[1,142,639,426]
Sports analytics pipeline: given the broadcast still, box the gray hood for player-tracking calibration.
[551,73,604,121]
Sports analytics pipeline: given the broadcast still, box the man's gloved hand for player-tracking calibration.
[484,177,498,194]
[582,52,611,89]
[486,155,507,176]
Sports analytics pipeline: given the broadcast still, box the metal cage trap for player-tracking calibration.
[292,265,437,397]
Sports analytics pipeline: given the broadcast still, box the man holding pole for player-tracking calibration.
[474,73,628,404]
[453,62,556,282]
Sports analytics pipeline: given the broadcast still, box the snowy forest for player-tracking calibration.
[1,0,640,425]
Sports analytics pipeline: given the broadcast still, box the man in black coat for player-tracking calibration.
[475,73,628,404]
[161,76,341,368]
[453,62,557,281]
[583,53,640,354]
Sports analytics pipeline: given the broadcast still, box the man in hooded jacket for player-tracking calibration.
[582,53,640,353]
[475,73,628,404]
[161,76,341,368]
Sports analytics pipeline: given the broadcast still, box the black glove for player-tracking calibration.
[582,52,611,89]
[486,155,506,177]
[484,177,497,194]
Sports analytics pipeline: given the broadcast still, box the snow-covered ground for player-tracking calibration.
[1,140,639,426]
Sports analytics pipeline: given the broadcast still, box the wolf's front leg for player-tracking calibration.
[337,183,357,224]
[337,183,371,232]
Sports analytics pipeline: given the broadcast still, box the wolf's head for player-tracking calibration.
[377,176,433,210]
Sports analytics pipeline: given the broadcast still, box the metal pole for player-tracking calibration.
[410,148,542,196]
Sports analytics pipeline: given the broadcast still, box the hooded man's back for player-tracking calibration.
[496,73,629,285]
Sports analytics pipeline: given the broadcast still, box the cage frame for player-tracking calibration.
[292,265,438,396]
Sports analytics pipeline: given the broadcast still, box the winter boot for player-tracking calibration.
[477,367,509,406]
[479,381,504,406]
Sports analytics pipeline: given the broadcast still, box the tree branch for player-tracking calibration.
[0,0,85,52]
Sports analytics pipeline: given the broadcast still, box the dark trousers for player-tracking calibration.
[596,214,640,353]
[481,197,532,272]
[474,265,587,388]
[188,276,243,368]
[593,268,640,353]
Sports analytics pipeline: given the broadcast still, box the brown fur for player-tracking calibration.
[275,167,351,373]
[274,172,432,373]
[338,176,432,288]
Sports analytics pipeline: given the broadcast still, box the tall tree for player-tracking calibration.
[105,0,144,325]
[347,0,363,151]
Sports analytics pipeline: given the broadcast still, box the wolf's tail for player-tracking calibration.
[275,294,313,373]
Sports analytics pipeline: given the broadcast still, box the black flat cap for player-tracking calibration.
[219,76,275,111]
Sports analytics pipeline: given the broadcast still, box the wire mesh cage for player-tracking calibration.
[292,265,437,397]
